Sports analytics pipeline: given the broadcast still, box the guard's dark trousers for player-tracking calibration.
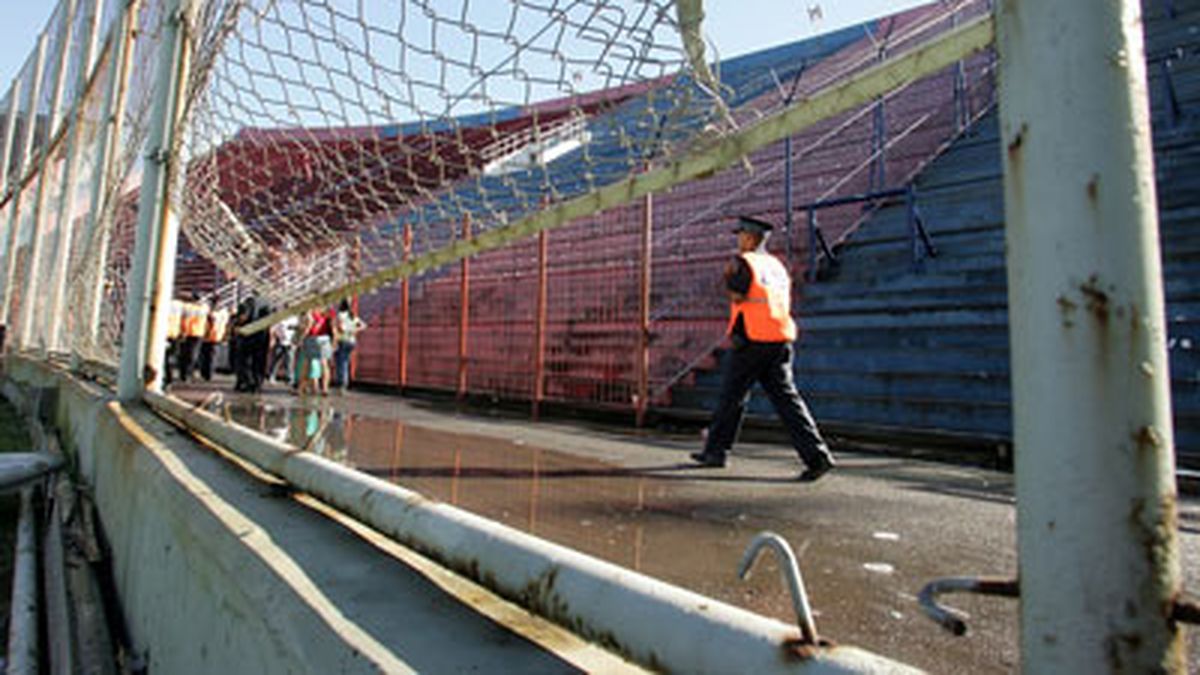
[703,341,832,467]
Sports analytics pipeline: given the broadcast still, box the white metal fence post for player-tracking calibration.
[996,1,1183,671]
[117,0,196,399]
[0,33,48,331]
[0,79,22,195]
[18,0,80,351]
[45,0,105,354]
[0,79,23,350]
[79,0,140,363]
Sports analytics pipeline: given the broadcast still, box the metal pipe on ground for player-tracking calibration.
[143,390,919,674]
[7,488,39,675]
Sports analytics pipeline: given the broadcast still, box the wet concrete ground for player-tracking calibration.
[174,381,1199,674]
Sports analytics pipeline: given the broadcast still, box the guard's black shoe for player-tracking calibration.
[797,458,834,483]
[689,451,726,468]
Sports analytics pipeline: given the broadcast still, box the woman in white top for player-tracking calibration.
[333,299,367,392]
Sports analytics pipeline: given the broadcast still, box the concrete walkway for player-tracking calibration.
[169,379,1200,673]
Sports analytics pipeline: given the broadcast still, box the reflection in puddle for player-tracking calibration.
[223,400,795,599]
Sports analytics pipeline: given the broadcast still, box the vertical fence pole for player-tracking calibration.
[952,6,967,133]
[398,222,410,389]
[532,229,547,420]
[117,0,197,399]
[143,0,202,395]
[805,206,817,282]
[784,135,794,265]
[636,192,652,427]
[0,33,48,333]
[906,185,919,271]
[350,233,361,382]
[0,80,22,351]
[19,0,81,351]
[997,1,1182,670]
[0,79,23,196]
[46,0,105,354]
[457,214,470,402]
[81,1,139,360]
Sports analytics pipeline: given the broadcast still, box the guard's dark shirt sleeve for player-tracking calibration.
[725,256,751,342]
[725,256,752,295]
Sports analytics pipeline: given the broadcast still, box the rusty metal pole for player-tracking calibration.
[636,193,652,427]
[398,222,411,390]
[457,214,470,402]
[996,1,1182,671]
[532,229,548,420]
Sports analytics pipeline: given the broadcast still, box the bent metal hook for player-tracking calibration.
[738,531,819,645]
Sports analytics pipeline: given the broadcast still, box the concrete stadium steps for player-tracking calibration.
[801,322,1009,351]
[670,374,1013,439]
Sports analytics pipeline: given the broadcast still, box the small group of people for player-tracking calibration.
[262,299,367,397]
[164,292,229,385]
[163,291,367,398]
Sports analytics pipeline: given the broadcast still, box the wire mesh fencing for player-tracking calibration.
[0,0,996,417]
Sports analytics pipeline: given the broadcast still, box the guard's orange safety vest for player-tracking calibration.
[727,251,797,342]
[181,302,208,338]
[204,308,228,343]
[166,300,183,340]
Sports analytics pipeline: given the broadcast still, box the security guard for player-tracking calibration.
[163,299,184,385]
[199,305,228,381]
[177,292,208,382]
[690,216,836,482]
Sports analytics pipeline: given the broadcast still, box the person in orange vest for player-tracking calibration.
[163,299,184,386]
[690,216,836,482]
[198,305,228,381]
[177,291,208,382]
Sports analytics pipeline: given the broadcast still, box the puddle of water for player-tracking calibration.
[199,395,1015,674]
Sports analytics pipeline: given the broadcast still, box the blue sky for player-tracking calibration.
[0,4,57,86]
[0,1,927,101]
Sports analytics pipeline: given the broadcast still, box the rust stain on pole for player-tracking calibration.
[636,192,652,427]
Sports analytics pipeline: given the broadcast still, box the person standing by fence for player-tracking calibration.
[198,305,228,381]
[177,292,208,383]
[267,315,298,386]
[333,300,367,393]
[690,216,836,482]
